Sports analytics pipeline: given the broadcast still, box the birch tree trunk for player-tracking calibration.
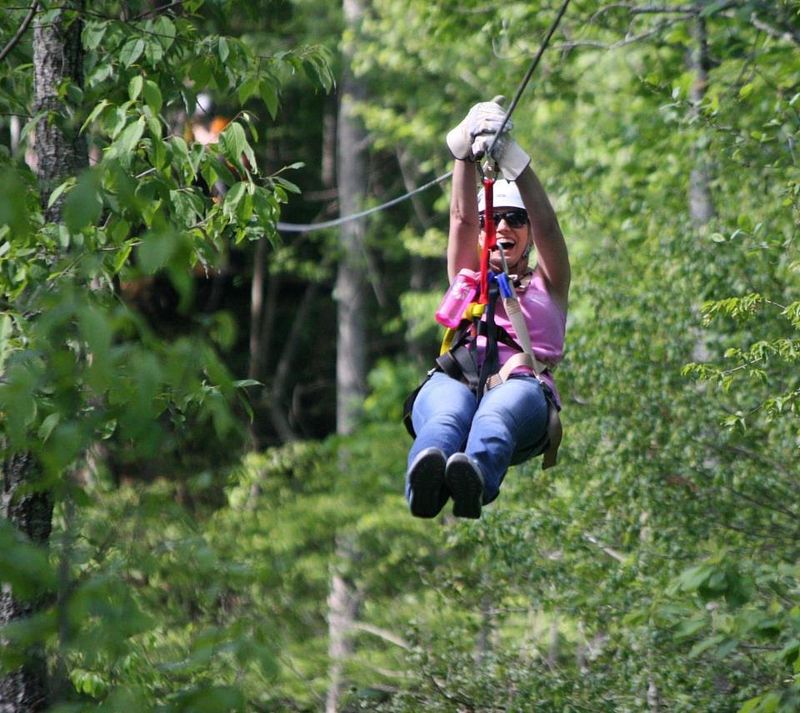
[325,534,361,713]
[687,14,715,227]
[1,4,87,710]
[326,2,368,709]
[334,0,368,435]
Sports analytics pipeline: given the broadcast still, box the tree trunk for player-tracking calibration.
[32,1,88,220]
[687,14,715,227]
[326,4,368,710]
[247,235,269,449]
[267,275,326,442]
[334,0,368,436]
[322,94,337,191]
[475,591,495,667]
[2,4,87,709]
[0,455,53,712]
[325,532,361,713]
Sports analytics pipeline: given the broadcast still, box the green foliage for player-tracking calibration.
[2,0,800,710]
[0,0,333,706]
[0,0,335,471]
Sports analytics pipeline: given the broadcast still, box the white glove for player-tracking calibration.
[446,97,512,160]
[447,97,531,180]
[472,131,531,181]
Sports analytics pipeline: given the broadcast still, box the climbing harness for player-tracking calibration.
[418,166,562,469]
[402,0,575,469]
[403,245,563,468]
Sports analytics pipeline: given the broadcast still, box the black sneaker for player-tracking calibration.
[445,453,484,519]
[407,447,448,518]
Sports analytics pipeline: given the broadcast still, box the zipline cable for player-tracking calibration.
[486,0,572,157]
[275,170,453,233]
[277,0,572,235]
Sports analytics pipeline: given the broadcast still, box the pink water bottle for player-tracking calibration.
[435,269,479,328]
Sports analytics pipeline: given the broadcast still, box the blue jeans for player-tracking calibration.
[406,372,550,504]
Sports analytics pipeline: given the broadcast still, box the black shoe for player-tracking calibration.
[407,447,447,518]
[445,453,484,519]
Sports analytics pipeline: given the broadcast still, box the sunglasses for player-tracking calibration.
[479,209,529,230]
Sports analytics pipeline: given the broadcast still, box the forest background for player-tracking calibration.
[0,0,798,711]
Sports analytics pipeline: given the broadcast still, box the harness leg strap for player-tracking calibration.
[541,404,562,470]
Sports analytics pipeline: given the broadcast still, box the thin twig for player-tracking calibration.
[555,19,686,52]
[0,0,39,63]
[130,0,188,21]
[583,533,626,563]
[589,3,697,23]
[747,12,800,47]
[350,622,411,650]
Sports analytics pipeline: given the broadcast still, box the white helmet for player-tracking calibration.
[477,179,525,212]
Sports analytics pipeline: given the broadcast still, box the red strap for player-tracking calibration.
[479,176,495,304]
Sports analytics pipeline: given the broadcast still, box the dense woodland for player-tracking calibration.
[0,0,798,711]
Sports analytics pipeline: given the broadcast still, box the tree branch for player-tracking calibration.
[350,621,411,650]
[747,12,800,47]
[590,2,697,23]
[130,0,188,21]
[0,0,39,63]
[583,533,626,563]
[555,19,687,51]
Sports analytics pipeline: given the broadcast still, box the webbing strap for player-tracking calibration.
[435,345,480,394]
[477,281,500,398]
[485,352,535,390]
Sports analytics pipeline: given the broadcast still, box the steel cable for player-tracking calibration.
[277,0,572,234]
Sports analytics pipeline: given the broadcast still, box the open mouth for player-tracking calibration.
[495,239,516,252]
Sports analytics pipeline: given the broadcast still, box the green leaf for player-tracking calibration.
[79,306,113,391]
[238,76,260,104]
[137,229,179,273]
[63,170,103,232]
[0,520,57,599]
[220,123,247,164]
[0,168,32,239]
[260,79,279,120]
[273,176,300,194]
[129,75,143,101]
[38,413,60,442]
[223,182,247,219]
[111,241,133,273]
[143,79,163,114]
[110,117,145,161]
[80,99,111,133]
[676,564,713,592]
[145,36,164,65]
[700,0,733,17]
[170,136,196,181]
[153,15,176,49]
[47,177,77,209]
[120,38,145,67]
[0,364,38,447]
[676,617,707,638]
[218,36,230,63]
[0,314,12,373]
[689,634,724,658]
[83,21,107,50]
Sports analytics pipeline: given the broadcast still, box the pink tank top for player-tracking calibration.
[475,270,566,406]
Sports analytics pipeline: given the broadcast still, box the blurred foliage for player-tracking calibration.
[1,0,799,711]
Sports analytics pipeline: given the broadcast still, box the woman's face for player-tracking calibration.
[478,206,532,273]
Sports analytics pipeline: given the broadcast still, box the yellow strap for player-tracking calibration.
[439,328,455,356]
[438,302,484,356]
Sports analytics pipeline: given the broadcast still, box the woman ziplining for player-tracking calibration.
[402,97,571,520]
